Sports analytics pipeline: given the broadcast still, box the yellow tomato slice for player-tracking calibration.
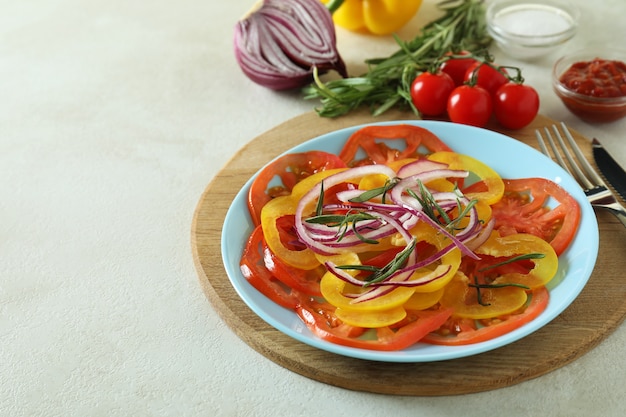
[403,287,444,310]
[477,232,559,289]
[260,169,346,270]
[335,305,407,328]
[398,222,462,293]
[320,270,416,312]
[439,273,528,319]
[358,173,391,191]
[428,151,505,205]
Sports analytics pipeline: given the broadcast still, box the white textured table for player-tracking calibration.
[1,1,625,416]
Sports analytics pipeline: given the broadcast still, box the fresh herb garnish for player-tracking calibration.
[469,253,543,306]
[306,211,380,244]
[303,0,492,117]
[315,180,325,216]
[348,178,399,204]
[478,253,545,272]
[337,239,417,286]
[408,180,477,232]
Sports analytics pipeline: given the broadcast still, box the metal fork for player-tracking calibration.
[536,122,626,228]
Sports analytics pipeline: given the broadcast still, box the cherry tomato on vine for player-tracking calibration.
[493,82,540,130]
[439,52,478,86]
[410,71,455,116]
[464,62,509,97]
[447,85,493,127]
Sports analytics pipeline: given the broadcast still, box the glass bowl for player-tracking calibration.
[552,48,626,123]
[486,0,579,60]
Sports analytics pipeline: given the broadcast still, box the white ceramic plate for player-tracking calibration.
[221,120,599,362]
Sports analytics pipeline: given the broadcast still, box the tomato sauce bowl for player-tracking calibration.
[552,48,626,123]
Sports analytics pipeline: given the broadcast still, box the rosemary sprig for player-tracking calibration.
[315,181,325,216]
[407,181,477,232]
[303,0,492,118]
[305,211,380,244]
[337,239,418,286]
[469,253,543,306]
[478,253,545,272]
[469,277,531,307]
[348,178,399,204]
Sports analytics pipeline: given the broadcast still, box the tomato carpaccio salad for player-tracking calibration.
[240,124,581,351]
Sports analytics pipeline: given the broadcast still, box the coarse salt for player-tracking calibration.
[493,5,574,37]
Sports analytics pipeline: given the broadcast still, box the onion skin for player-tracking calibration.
[234,0,348,90]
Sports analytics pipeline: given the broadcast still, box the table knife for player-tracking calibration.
[592,138,626,201]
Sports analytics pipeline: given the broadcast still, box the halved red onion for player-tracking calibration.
[233,0,347,90]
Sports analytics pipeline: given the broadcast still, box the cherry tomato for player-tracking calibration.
[447,85,493,127]
[439,52,478,86]
[410,72,455,117]
[493,82,540,130]
[464,62,509,97]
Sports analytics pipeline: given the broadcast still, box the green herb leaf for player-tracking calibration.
[303,0,492,118]
[478,253,545,272]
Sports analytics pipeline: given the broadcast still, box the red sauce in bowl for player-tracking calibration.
[559,59,626,97]
[555,58,626,122]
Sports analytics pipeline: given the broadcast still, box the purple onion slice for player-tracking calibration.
[234,0,347,90]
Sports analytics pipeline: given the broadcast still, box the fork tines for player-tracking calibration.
[535,122,604,190]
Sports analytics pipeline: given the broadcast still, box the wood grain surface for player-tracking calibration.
[191,109,626,396]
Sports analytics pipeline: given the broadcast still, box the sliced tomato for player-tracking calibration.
[263,238,324,297]
[296,297,454,351]
[240,225,300,309]
[489,178,581,256]
[339,124,453,167]
[473,232,558,289]
[428,151,505,205]
[422,287,549,345]
[247,151,347,225]
[438,273,529,319]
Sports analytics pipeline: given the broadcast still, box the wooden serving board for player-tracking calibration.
[191,110,626,396]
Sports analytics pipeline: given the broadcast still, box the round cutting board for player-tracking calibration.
[191,110,626,396]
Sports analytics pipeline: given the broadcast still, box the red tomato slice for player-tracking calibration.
[490,178,581,256]
[422,287,549,345]
[247,151,347,225]
[240,225,301,309]
[263,239,324,297]
[338,124,452,167]
[296,298,453,351]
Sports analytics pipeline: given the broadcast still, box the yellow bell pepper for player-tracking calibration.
[321,0,423,35]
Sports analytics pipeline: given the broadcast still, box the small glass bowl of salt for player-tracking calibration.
[486,0,579,60]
